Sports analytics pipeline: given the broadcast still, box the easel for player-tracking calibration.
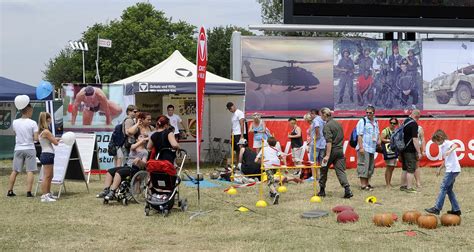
[34,141,89,198]
[74,133,100,183]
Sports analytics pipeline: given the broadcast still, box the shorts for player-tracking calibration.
[357,151,375,178]
[13,149,38,172]
[107,165,140,179]
[40,152,55,165]
[292,147,303,162]
[232,134,248,152]
[174,133,181,141]
[401,152,417,173]
[385,158,397,167]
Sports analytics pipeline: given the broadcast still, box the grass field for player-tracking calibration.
[1,159,473,251]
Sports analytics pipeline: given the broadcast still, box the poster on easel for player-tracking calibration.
[75,133,99,182]
[35,141,89,198]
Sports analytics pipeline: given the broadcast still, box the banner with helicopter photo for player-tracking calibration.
[241,37,334,117]
[333,40,423,116]
[422,41,474,116]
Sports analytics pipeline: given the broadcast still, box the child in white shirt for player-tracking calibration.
[425,129,462,216]
[255,137,285,205]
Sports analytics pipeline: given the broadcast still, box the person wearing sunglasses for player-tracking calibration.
[356,105,380,191]
[380,117,399,187]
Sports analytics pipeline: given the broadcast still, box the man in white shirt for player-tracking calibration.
[7,104,39,197]
[166,104,187,140]
[226,102,247,152]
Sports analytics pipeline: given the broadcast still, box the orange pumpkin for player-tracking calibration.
[373,213,394,227]
[402,211,421,224]
[440,214,461,226]
[417,214,438,229]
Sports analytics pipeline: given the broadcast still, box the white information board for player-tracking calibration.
[74,133,98,173]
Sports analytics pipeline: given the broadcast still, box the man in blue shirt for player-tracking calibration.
[356,105,380,191]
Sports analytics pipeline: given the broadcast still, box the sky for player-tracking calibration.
[0,0,262,86]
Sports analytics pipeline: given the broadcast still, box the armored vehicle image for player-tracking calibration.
[430,65,474,106]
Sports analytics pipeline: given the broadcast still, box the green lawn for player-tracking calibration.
[1,159,473,251]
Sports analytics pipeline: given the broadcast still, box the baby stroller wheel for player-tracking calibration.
[162,209,169,217]
[145,206,150,216]
[122,198,128,206]
[179,199,188,211]
[103,198,109,204]
[131,170,149,204]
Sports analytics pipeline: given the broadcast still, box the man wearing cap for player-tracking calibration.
[71,85,122,126]
[396,60,419,106]
[388,44,403,80]
[355,48,374,105]
[226,102,247,153]
[335,49,355,104]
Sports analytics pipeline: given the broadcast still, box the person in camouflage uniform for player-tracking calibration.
[335,48,355,104]
[355,48,374,106]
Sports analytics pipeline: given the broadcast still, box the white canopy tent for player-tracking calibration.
[112,50,245,162]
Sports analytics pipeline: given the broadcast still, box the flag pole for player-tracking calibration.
[95,34,101,84]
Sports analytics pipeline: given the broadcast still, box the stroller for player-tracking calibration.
[144,148,188,216]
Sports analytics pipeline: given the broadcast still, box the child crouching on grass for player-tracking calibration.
[255,137,286,205]
[425,129,462,216]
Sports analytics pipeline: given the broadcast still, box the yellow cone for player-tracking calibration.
[227,187,237,195]
[310,195,321,203]
[256,200,268,208]
[277,185,287,193]
[261,173,268,182]
[365,196,377,204]
[237,206,249,212]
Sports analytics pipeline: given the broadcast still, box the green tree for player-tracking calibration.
[207,26,254,79]
[43,2,196,88]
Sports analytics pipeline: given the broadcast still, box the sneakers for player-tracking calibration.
[405,188,418,193]
[26,192,34,197]
[399,186,407,191]
[447,210,462,216]
[273,193,280,205]
[425,207,440,215]
[7,190,16,197]
[96,188,110,198]
[104,190,116,201]
[41,194,56,202]
[317,188,326,197]
[48,193,58,200]
[361,186,373,191]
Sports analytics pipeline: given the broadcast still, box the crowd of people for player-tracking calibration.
[227,102,462,215]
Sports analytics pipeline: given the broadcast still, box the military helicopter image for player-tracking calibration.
[242,56,332,91]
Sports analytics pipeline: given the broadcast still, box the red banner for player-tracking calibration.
[196,27,207,165]
[249,119,474,168]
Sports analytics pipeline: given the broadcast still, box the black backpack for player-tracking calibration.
[107,118,129,156]
[349,118,366,148]
[390,118,415,153]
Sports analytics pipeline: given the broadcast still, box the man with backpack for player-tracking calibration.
[399,110,422,193]
[356,105,380,191]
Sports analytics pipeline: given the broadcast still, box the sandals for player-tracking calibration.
[360,185,374,191]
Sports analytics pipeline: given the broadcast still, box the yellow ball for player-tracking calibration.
[237,206,249,212]
[310,196,321,203]
[227,187,237,195]
[256,200,268,208]
[365,196,377,204]
[277,186,287,193]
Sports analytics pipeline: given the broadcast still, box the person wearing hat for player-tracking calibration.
[396,59,419,106]
[355,48,374,106]
[335,48,355,104]
[236,138,260,178]
[70,85,122,126]
[388,44,403,79]
[406,49,420,75]
[372,48,389,107]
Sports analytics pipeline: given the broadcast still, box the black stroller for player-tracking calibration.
[144,148,188,216]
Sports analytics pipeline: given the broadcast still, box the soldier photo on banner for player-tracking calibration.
[334,40,422,112]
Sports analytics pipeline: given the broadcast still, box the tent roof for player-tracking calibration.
[112,50,244,86]
[0,77,36,101]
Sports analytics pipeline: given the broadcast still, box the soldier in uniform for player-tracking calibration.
[372,48,389,107]
[388,44,403,84]
[335,49,355,104]
[355,48,374,106]
[396,59,419,106]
